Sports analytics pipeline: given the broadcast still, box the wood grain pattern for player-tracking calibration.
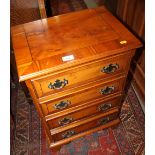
[11,7,142,150]
[11,6,141,82]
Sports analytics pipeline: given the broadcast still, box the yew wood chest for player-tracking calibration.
[11,6,142,150]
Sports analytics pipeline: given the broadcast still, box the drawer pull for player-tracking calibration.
[54,100,71,110]
[59,117,73,126]
[101,64,119,73]
[100,86,115,95]
[62,130,75,138]
[98,103,112,111]
[48,79,68,90]
[98,117,109,125]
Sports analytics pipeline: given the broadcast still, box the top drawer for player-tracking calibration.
[31,52,132,98]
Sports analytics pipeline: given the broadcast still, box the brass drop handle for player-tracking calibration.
[54,100,71,110]
[98,103,112,111]
[62,130,75,138]
[101,64,119,73]
[98,117,109,125]
[58,117,73,126]
[48,79,68,90]
[100,86,115,95]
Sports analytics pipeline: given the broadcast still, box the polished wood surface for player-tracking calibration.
[11,6,142,150]
[11,6,141,82]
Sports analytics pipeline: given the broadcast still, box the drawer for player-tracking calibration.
[51,108,119,141]
[46,96,122,129]
[40,76,125,116]
[31,52,131,98]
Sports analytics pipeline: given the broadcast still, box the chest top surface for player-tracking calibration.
[11,6,142,81]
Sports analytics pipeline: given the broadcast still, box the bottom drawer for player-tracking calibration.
[51,108,119,142]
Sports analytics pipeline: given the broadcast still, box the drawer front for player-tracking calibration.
[52,109,119,141]
[47,96,121,129]
[32,52,131,97]
[40,76,125,116]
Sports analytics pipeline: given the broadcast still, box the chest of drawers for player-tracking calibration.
[11,6,142,151]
